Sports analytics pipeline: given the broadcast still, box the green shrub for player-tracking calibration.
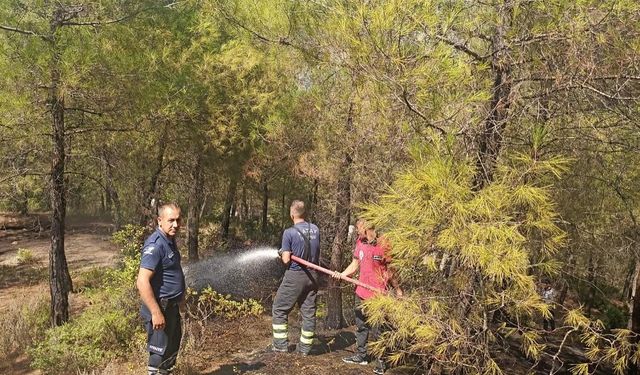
[29,293,141,374]
[16,248,38,265]
[73,267,110,292]
[111,224,145,260]
[29,225,146,374]
[198,222,221,253]
[185,287,264,321]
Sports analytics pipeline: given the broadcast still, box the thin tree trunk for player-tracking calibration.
[240,183,248,222]
[139,122,168,227]
[310,178,318,224]
[623,258,636,300]
[102,149,121,230]
[558,254,575,306]
[585,253,597,317]
[628,258,640,375]
[261,177,268,234]
[16,192,28,215]
[48,6,72,326]
[280,183,286,231]
[102,152,111,214]
[221,174,238,241]
[474,1,513,188]
[326,102,354,329]
[187,155,203,260]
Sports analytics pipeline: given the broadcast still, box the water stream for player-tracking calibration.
[184,246,284,300]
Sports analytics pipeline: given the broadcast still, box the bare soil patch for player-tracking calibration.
[180,314,411,375]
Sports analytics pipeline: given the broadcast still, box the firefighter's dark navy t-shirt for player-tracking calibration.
[281,221,320,271]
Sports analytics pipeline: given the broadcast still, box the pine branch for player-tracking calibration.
[397,88,446,135]
[65,107,104,116]
[434,34,485,62]
[0,24,44,38]
[65,170,106,190]
[0,172,47,184]
[62,2,181,27]
[65,127,137,135]
[215,3,323,62]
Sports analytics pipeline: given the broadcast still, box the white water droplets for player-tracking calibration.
[183,246,284,299]
[236,247,280,263]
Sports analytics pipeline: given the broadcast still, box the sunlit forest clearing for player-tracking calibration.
[1,1,639,374]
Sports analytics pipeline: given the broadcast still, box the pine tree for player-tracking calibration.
[361,138,567,373]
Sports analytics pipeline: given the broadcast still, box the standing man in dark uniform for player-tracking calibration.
[136,203,185,375]
[272,200,321,355]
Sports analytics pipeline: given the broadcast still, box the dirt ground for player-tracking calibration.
[180,314,415,375]
[0,219,117,311]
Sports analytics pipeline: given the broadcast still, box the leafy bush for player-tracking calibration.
[602,303,628,330]
[185,287,264,320]
[111,224,145,260]
[29,298,141,374]
[198,222,222,253]
[73,267,110,292]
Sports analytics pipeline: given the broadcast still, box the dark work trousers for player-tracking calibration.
[141,302,182,373]
[272,269,318,353]
[355,295,384,366]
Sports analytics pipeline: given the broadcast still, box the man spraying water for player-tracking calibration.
[271,200,320,355]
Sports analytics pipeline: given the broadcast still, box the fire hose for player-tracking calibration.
[290,255,385,294]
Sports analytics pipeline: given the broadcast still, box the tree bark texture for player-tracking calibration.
[221,174,238,241]
[48,6,72,326]
[261,177,268,234]
[139,122,168,227]
[628,258,640,375]
[310,178,318,223]
[474,2,513,188]
[326,102,354,329]
[187,155,203,260]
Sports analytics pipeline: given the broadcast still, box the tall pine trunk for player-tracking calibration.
[221,174,238,241]
[628,257,640,375]
[48,6,72,326]
[280,184,286,231]
[261,177,268,234]
[187,155,203,260]
[309,178,318,224]
[326,102,354,329]
[474,1,513,188]
[139,122,168,227]
[102,149,121,230]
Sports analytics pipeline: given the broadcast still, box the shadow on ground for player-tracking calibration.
[205,362,267,375]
